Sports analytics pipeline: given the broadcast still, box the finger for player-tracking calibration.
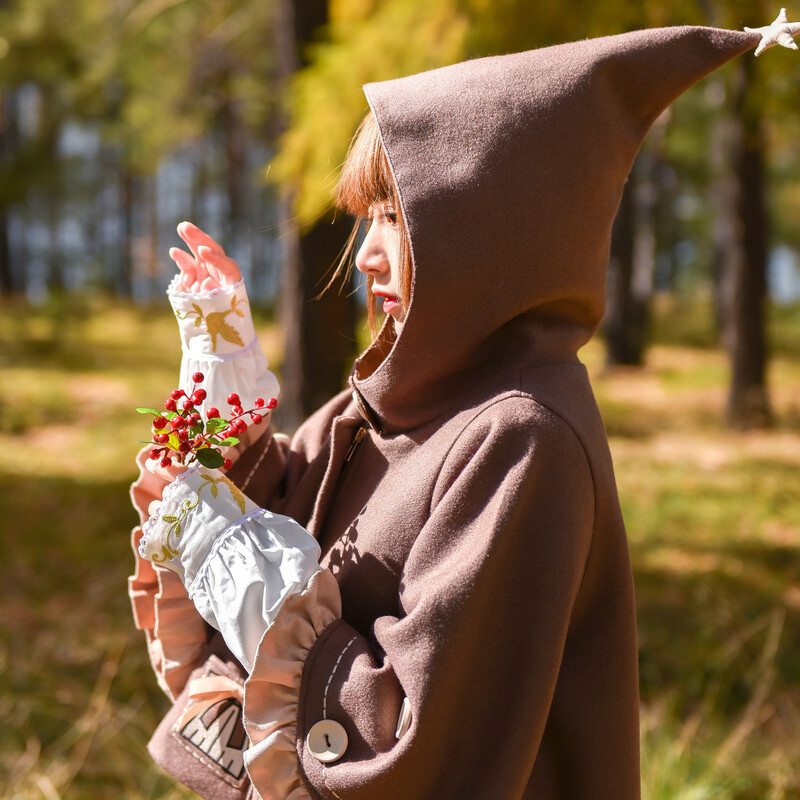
[148,459,189,484]
[197,246,222,285]
[198,245,242,284]
[200,276,216,291]
[169,247,198,290]
[177,221,226,258]
[172,243,212,286]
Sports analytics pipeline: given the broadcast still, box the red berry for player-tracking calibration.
[155,433,169,444]
[206,407,220,419]
[236,419,248,432]
[164,398,177,412]
[171,389,185,400]
[178,441,191,453]
[177,429,189,442]
[223,458,233,470]
[160,456,172,468]
[254,397,265,408]
[192,372,205,384]
[170,416,186,429]
[149,448,161,460]
[191,389,207,403]
[266,397,278,410]
[233,405,244,416]
[187,413,201,425]
[153,416,167,429]
[227,392,240,406]
[251,413,263,425]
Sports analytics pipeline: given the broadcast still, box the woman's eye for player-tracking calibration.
[385,210,398,224]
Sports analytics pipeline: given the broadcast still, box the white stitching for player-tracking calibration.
[323,775,344,800]
[323,635,357,720]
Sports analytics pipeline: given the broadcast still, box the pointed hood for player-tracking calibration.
[350,25,759,434]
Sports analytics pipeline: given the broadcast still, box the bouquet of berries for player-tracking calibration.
[137,372,276,469]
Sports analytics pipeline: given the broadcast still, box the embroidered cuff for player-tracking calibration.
[169,275,256,358]
[168,275,281,417]
[138,466,259,587]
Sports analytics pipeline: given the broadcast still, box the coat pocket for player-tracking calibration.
[147,652,255,799]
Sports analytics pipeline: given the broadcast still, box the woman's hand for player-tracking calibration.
[170,221,242,292]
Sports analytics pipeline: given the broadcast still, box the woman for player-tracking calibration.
[130,20,775,800]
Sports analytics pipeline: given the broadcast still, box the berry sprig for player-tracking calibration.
[137,372,277,470]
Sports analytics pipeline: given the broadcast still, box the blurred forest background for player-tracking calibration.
[1,0,799,798]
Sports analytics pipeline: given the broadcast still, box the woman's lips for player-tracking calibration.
[374,291,399,314]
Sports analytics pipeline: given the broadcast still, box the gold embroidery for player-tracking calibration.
[198,472,247,515]
[150,472,247,563]
[151,493,200,564]
[175,295,249,353]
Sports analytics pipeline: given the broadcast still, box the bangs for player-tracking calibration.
[336,112,395,216]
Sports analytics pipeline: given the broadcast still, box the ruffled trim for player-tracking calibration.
[243,570,341,800]
[187,508,270,596]
[167,273,245,300]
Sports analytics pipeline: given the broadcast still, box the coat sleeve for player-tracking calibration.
[242,401,596,800]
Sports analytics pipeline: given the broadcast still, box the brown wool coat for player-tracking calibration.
[137,24,761,800]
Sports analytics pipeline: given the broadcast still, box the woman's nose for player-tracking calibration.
[355,222,388,276]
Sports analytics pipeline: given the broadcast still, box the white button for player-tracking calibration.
[395,696,412,739]
[306,719,348,763]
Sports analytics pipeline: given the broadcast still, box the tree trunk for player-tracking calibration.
[715,60,771,429]
[605,137,660,366]
[0,92,13,296]
[119,166,134,297]
[275,0,355,431]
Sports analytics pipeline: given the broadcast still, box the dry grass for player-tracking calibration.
[1,295,798,798]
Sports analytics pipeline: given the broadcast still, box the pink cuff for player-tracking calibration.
[243,569,341,800]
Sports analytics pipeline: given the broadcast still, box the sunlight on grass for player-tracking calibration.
[1,296,798,798]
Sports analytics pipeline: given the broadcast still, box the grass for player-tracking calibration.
[1,295,798,798]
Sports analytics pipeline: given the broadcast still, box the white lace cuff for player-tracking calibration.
[167,275,280,416]
[189,512,322,672]
[138,465,323,672]
[138,466,259,586]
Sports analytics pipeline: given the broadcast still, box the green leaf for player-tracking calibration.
[196,448,225,468]
[206,417,227,433]
[216,437,240,446]
[190,424,203,437]
[136,408,159,415]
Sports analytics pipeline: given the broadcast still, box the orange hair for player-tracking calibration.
[332,112,412,336]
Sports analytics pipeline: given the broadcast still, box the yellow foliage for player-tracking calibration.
[270,0,468,229]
